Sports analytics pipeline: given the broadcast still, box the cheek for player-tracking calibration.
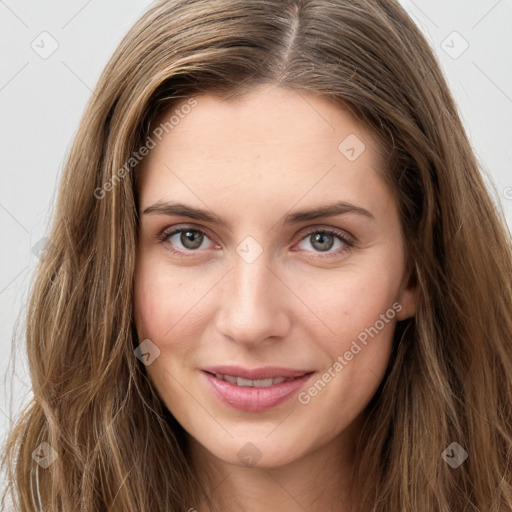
[294,266,400,426]
[133,255,212,353]
[294,260,403,344]
[134,251,181,340]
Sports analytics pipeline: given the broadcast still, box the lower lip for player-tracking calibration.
[202,371,314,412]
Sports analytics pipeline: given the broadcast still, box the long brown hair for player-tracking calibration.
[2,0,512,510]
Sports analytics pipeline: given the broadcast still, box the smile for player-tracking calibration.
[209,373,296,387]
[201,367,315,412]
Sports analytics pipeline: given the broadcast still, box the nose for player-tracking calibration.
[214,249,292,347]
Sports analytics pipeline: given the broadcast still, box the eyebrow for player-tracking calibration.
[142,200,375,228]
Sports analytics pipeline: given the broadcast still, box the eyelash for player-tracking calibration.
[157,224,355,260]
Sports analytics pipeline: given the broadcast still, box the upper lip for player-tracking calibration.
[202,365,314,380]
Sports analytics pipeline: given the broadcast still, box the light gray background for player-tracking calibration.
[1,0,511,491]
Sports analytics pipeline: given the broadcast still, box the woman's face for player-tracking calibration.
[134,84,416,469]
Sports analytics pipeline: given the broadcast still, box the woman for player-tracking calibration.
[2,0,512,510]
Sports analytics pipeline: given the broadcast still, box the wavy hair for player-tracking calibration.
[2,0,512,510]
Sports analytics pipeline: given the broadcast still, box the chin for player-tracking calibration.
[197,431,308,469]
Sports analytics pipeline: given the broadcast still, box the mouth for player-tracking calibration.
[206,373,298,387]
[201,366,315,412]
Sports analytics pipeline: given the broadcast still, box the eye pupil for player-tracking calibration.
[181,230,203,249]
[311,232,334,252]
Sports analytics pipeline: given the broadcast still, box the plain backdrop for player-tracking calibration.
[1,0,511,492]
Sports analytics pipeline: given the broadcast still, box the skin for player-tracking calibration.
[134,83,417,512]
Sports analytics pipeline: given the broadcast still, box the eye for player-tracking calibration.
[295,228,354,258]
[159,226,217,257]
[158,225,354,259]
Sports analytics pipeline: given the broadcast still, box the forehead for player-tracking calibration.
[137,85,392,215]
[149,85,385,159]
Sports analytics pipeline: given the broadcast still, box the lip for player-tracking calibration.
[201,367,315,412]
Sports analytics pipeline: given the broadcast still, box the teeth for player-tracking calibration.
[214,374,293,387]
[236,376,254,387]
[223,374,237,384]
[252,378,274,387]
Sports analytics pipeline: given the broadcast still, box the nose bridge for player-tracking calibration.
[215,239,290,345]
[233,246,272,307]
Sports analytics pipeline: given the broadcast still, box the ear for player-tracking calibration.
[396,259,417,321]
